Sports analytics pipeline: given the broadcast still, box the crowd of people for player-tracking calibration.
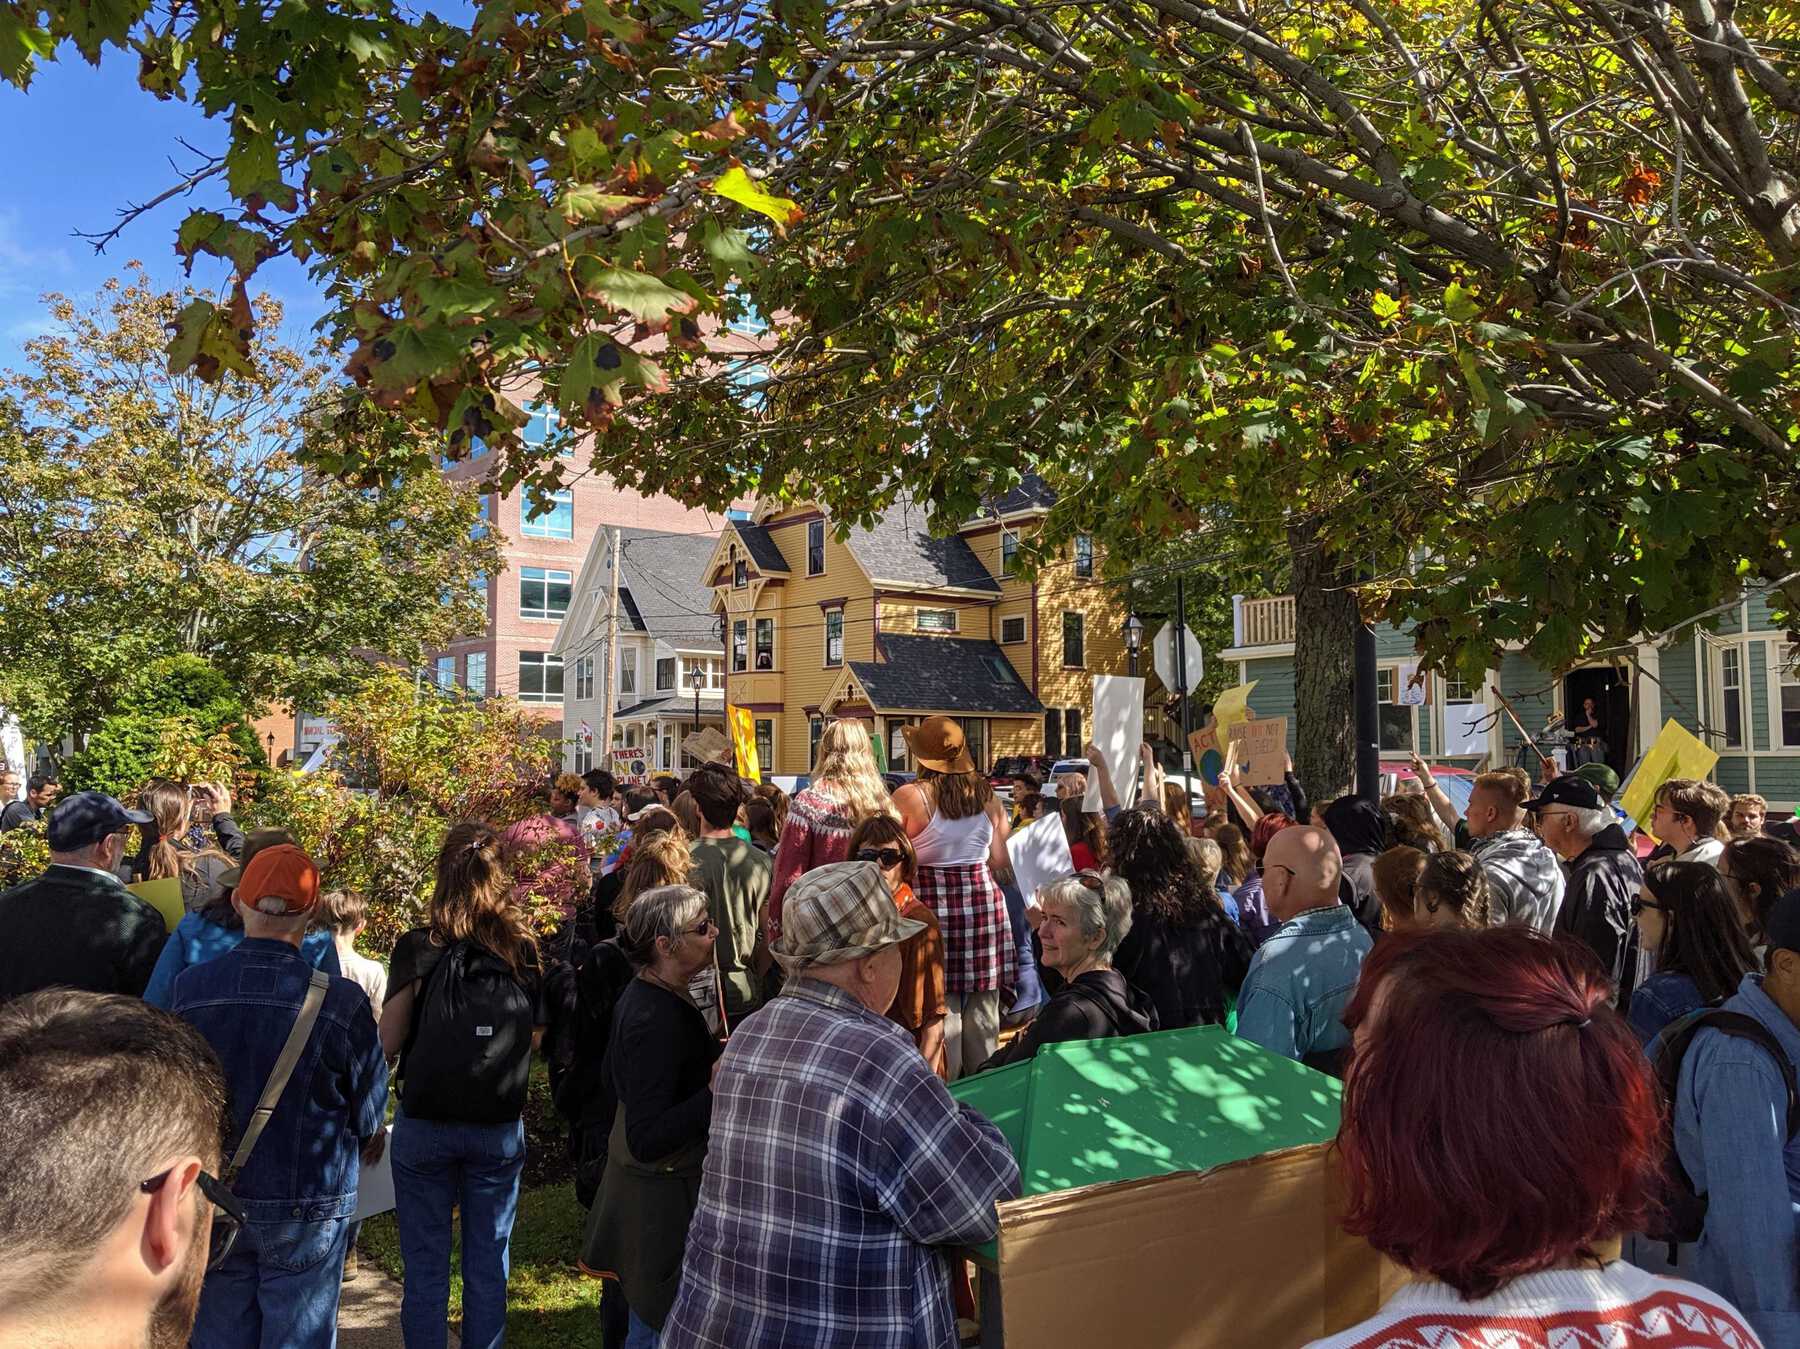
[3,721,1800,1349]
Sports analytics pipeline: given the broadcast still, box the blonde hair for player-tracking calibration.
[141,780,227,882]
[1184,836,1225,891]
[1383,793,1450,853]
[616,829,694,923]
[430,821,539,978]
[812,719,896,826]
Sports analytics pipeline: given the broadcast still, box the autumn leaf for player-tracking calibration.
[710,165,802,234]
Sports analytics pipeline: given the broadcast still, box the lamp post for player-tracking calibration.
[265,731,276,766]
[1122,612,1145,677]
[689,663,706,733]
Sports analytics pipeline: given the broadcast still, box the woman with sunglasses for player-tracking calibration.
[583,884,722,1348]
[1626,861,1760,1046]
[849,815,948,1078]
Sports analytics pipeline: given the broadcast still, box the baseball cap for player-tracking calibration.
[771,861,926,971]
[1763,888,1800,957]
[218,827,297,888]
[235,844,321,916]
[46,791,153,852]
[1524,775,1605,814]
[1572,762,1620,799]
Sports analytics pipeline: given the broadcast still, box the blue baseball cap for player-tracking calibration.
[46,790,152,852]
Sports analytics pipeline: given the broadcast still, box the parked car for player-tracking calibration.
[989,755,1056,795]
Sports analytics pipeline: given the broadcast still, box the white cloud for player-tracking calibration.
[0,208,75,301]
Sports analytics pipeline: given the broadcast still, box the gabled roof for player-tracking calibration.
[849,635,1042,715]
[732,521,790,573]
[963,472,1057,526]
[617,530,723,648]
[847,499,1001,594]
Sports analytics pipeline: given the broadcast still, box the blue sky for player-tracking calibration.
[0,49,325,369]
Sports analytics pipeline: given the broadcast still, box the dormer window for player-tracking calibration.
[732,545,747,589]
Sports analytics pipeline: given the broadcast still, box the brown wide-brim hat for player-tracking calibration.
[903,715,974,774]
[219,827,298,888]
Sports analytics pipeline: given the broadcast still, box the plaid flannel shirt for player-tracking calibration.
[663,978,1020,1349]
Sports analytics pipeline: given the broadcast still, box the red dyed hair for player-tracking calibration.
[1336,927,1659,1299]
[1249,812,1295,862]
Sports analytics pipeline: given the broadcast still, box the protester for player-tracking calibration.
[743,798,779,853]
[0,769,59,831]
[0,765,16,809]
[1371,845,1427,931]
[1412,850,1493,928]
[1058,795,1107,871]
[1651,779,1732,867]
[1308,926,1756,1349]
[685,764,770,1023]
[894,717,1016,1077]
[1236,825,1371,1073]
[1670,887,1800,1345]
[594,807,682,934]
[1213,821,1254,889]
[1055,769,1088,801]
[1108,806,1251,1031]
[580,769,622,835]
[1573,760,1622,804]
[582,884,721,1346]
[1532,774,1641,992]
[137,779,243,912]
[753,782,789,835]
[663,861,1020,1347]
[1383,792,1449,854]
[1184,835,1241,923]
[379,822,544,1349]
[1321,795,1386,931]
[551,773,585,822]
[671,790,703,841]
[0,989,232,1349]
[143,828,343,1008]
[1009,770,1043,827]
[1160,779,1193,835]
[0,789,165,1002]
[1625,861,1759,1046]
[1466,770,1566,931]
[1719,833,1799,942]
[615,827,694,915]
[318,889,386,1023]
[982,874,1154,1070]
[171,844,387,1347]
[769,719,894,938]
[1234,812,1295,947]
[850,814,948,1078]
[1728,792,1769,836]
[651,775,681,807]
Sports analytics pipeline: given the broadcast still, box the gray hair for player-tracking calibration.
[1568,804,1613,839]
[1039,874,1134,962]
[621,884,708,968]
[1184,836,1224,891]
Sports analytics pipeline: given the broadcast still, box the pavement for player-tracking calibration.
[337,1258,459,1349]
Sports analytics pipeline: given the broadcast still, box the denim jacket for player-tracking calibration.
[172,938,388,1222]
[1235,904,1372,1062]
[1675,973,1800,1348]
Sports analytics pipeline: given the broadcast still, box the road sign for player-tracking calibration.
[1152,623,1204,693]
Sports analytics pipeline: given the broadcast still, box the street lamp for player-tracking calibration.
[1122,613,1145,677]
[688,663,706,733]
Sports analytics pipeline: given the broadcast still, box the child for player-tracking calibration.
[848,815,948,1079]
[318,889,386,1023]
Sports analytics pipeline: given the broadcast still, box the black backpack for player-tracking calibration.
[400,940,538,1125]
[1647,1007,1800,1245]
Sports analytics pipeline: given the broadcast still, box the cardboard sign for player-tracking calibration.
[1211,681,1258,736]
[1083,675,1144,811]
[1617,719,1720,839]
[1007,809,1078,907]
[727,706,761,783]
[1227,715,1288,785]
[608,749,652,785]
[1187,726,1226,787]
[681,726,731,765]
[127,877,185,933]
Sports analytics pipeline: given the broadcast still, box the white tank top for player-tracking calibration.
[913,806,993,867]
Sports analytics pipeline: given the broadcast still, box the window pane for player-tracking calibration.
[825,610,843,666]
[1443,676,1472,703]
[1376,668,1396,703]
[522,489,574,539]
[917,609,956,633]
[1045,710,1062,758]
[755,719,773,771]
[518,652,564,703]
[1064,708,1082,749]
[807,520,825,575]
[466,652,488,697]
[620,650,637,694]
[1062,612,1084,666]
[732,620,748,672]
[755,618,774,670]
[1002,616,1026,643]
[1001,531,1018,576]
[1074,535,1093,578]
[435,656,455,690]
[657,657,677,691]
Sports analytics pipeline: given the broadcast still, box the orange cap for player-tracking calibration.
[235,843,321,915]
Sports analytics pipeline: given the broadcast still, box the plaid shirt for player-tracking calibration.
[663,978,1020,1349]
[915,862,1016,996]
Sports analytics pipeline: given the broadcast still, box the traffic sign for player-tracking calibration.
[1152,623,1204,693]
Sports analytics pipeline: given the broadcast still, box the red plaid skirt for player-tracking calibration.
[915,862,1015,996]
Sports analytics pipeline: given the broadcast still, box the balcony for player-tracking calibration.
[1236,595,1296,648]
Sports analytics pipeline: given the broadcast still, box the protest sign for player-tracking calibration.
[1008,810,1078,907]
[681,726,731,765]
[1211,681,1258,736]
[127,877,184,932]
[352,1139,395,1220]
[1083,675,1143,811]
[728,706,761,783]
[1617,719,1719,838]
[608,749,652,785]
[1227,715,1288,785]
[1187,726,1226,787]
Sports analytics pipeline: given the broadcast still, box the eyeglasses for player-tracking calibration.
[1265,864,1297,881]
[855,847,907,869]
[141,1168,243,1271]
[683,917,717,938]
[1629,897,1666,916]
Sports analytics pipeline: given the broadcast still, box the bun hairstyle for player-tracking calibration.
[1416,850,1492,927]
[430,820,538,979]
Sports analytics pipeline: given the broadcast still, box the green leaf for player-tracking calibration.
[415,276,498,321]
[584,267,693,323]
[710,166,802,235]
[58,0,139,63]
[1443,281,1480,322]
[702,222,758,271]
[0,7,55,86]
[559,184,647,223]
[224,131,282,199]
[1371,290,1401,321]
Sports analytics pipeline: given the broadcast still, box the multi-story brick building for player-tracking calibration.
[704,478,1131,777]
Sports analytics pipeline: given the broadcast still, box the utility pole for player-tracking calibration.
[1174,573,1190,770]
[1355,620,1380,802]
[599,528,621,770]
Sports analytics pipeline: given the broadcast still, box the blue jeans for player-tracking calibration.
[191,1212,352,1348]
[391,1112,526,1349]
[625,1308,660,1348]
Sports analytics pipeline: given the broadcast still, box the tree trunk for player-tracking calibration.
[1288,516,1359,808]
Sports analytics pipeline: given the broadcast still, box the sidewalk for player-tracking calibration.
[338,1260,458,1349]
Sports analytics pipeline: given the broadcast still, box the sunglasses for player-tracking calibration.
[684,917,717,938]
[856,847,907,868]
[1630,897,1667,916]
[141,1168,244,1271]
[1075,869,1106,892]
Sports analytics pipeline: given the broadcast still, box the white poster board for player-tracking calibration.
[1441,703,1489,757]
[352,1138,395,1220]
[1083,675,1144,812]
[1007,809,1078,906]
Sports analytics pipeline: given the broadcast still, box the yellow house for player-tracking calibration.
[702,478,1131,776]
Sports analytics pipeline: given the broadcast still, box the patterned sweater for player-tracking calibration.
[768,785,859,939]
[1305,1264,1762,1349]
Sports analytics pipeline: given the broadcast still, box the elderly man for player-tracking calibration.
[1532,775,1641,993]
[664,861,1020,1349]
[1466,770,1566,931]
[0,790,163,1002]
[1235,825,1372,1074]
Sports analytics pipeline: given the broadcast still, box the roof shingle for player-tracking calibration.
[731,521,790,574]
[846,500,1000,593]
[849,635,1042,715]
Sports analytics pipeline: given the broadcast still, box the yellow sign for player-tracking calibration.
[127,876,185,932]
[1618,719,1720,840]
[727,705,761,783]
[1211,681,1259,737]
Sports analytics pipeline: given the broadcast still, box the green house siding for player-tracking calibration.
[1660,641,1700,738]
[1714,756,1752,795]
[1749,640,1771,751]
[1245,658,1299,753]
[1747,589,1783,631]
[1497,653,1555,753]
[1375,622,1415,661]
[1752,758,1800,809]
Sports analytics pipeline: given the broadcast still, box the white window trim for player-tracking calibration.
[754,616,776,671]
[1773,641,1800,750]
[520,489,575,540]
[1709,641,1747,751]
[619,648,638,696]
[519,566,573,622]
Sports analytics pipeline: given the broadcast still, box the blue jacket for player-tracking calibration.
[1235,904,1371,1062]
[1627,970,1707,1048]
[143,909,340,1008]
[172,938,387,1221]
[1675,973,1800,1348]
